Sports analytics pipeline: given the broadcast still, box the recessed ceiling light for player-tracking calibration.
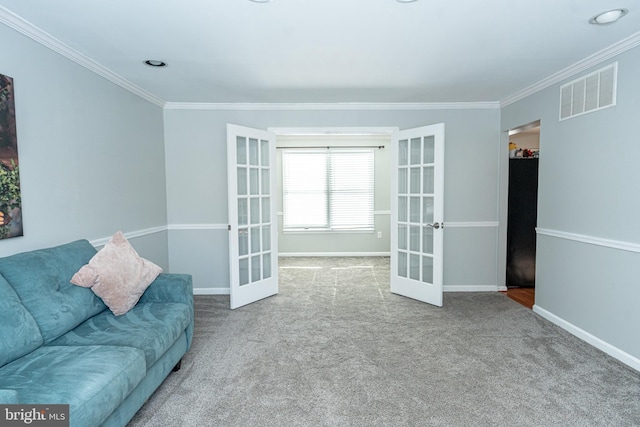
[144,60,167,68]
[589,8,628,25]
[397,0,418,2]
[249,0,272,3]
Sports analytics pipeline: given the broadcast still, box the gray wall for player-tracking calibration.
[0,23,169,267]
[500,46,640,361]
[163,107,501,292]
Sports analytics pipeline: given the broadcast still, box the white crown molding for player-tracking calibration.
[537,228,640,254]
[0,6,165,108]
[271,127,398,136]
[163,101,500,111]
[501,30,640,107]
[4,3,638,114]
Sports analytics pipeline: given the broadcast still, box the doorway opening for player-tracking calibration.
[505,120,540,309]
[270,127,396,258]
[228,123,445,309]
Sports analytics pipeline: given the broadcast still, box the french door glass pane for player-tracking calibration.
[249,138,259,166]
[238,228,248,256]
[422,226,433,254]
[250,227,260,254]
[261,198,270,223]
[237,168,247,196]
[261,169,270,194]
[262,226,271,251]
[410,138,421,165]
[409,254,420,280]
[398,168,408,194]
[399,140,408,166]
[423,166,434,194]
[250,169,259,195]
[423,136,435,163]
[410,225,420,252]
[251,256,261,282]
[261,140,270,166]
[238,199,248,226]
[250,197,259,224]
[239,258,249,286]
[398,196,407,222]
[237,137,247,165]
[263,253,271,279]
[422,256,433,283]
[410,168,421,194]
[398,251,407,277]
[398,224,407,250]
[410,197,420,223]
[422,197,434,224]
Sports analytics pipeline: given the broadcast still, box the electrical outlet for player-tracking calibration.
[377,231,382,239]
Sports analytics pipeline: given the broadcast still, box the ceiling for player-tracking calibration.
[0,0,638,104]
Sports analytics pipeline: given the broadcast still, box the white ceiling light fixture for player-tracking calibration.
[589,9,628,25]
[249,0,272,3]
[396,0,419,3]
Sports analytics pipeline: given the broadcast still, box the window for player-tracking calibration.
[282,149,374,232]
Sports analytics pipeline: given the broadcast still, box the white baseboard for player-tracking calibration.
[193,288,230,295]
[533,305,640,372]
[279,252,391,257]
[444,285,499,292]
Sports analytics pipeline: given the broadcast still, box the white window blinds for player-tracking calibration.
[283,149,374,231]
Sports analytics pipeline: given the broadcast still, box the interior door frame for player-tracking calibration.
[269,126,399,254]
[269,127,399,135]
[497,119,541,292]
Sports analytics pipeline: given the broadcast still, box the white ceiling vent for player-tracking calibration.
[560,62,617,121]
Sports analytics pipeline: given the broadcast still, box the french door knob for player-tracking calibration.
[426,222,440,229]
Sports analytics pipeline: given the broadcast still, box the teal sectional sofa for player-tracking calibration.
[0,239,194,426]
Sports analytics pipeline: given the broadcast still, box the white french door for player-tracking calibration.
[390,124,445,306]
[227,124,278,309]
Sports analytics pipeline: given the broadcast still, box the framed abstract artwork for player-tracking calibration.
[0,73,23,239]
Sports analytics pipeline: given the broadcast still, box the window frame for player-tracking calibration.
[282,148,375,233]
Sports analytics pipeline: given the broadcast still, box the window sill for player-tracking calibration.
[283,229,374,235]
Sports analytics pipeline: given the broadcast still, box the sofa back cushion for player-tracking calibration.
[0,240,106,344]
[0,274,43,368]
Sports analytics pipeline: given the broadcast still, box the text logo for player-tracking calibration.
[1,405,69,427]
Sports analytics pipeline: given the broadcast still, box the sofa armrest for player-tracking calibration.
[0,389,18,404]
[139,273,193,306]
[140,273,195,350]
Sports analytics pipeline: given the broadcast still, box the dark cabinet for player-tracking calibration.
[506,158,538,288]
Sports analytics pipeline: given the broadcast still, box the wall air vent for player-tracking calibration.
[559,62,617,121]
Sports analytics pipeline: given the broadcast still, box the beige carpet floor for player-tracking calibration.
[129,257,640,426]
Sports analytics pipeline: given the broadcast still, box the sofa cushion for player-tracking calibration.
[0,389,19,403]
[0,240,106,344]
[0,275,43,368]
[71,231,163,315]
[49,302,192,368]
[0,345,145,427]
